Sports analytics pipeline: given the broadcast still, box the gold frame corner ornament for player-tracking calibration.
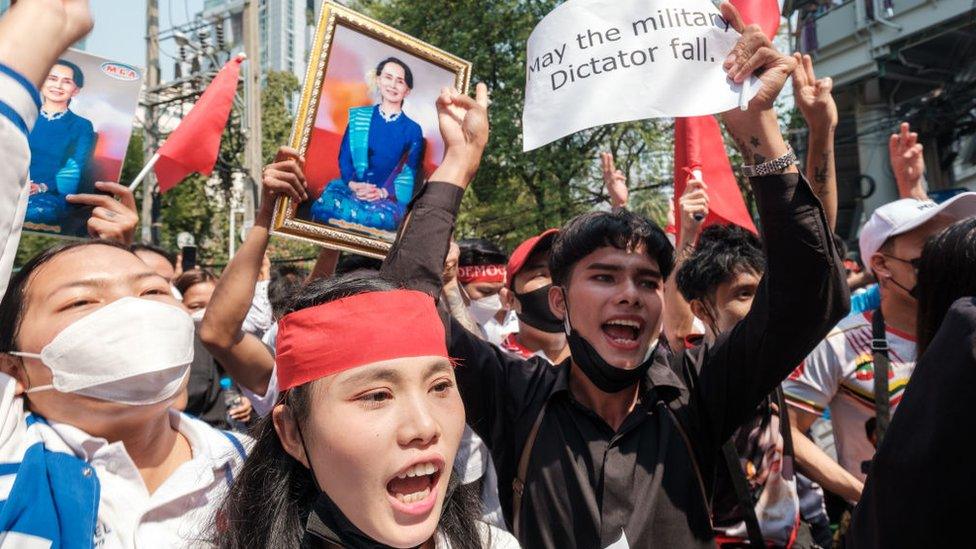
[271,1,472,258]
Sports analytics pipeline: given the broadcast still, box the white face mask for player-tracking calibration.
[11,297,195,406]
[467,293,503,326]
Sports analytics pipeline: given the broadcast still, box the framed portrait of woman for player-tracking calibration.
[272,2,472,258]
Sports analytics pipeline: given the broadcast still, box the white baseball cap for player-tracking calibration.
[859,192,976,274]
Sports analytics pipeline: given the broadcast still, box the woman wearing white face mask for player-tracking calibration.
[0,240,249,547]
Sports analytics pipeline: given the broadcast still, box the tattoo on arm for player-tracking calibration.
[731,134,767,165]
[813,152,829,185]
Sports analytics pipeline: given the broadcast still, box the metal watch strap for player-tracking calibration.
[742,146,797,177]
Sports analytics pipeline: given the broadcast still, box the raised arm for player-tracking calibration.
[695,2,849,443]
[440,240,486,338]
[380,84,490,296]
[601,152,629,211]
[663,178,708,350]
[377,85,555,441]
[792,53,838,230]
[0,0,93,87]
[199,147,307,395]
[889,122,929,201]
[307,247,340,282]
[0,0,93,297]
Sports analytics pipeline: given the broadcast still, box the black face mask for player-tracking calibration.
[306,490,393,549]
[887,275,919,300]
[567,329,655,393]
[297,412,399,549]
[515,284,564,333]
[561,289,656,393]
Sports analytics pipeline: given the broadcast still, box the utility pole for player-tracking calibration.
[242,0,263,232]
[141,0,161,244]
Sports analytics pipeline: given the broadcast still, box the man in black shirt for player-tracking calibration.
[676,225,801,547]
[380,4,849,547]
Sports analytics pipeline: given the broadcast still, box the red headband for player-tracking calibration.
[275,290,448,391]
[458,264,506,284]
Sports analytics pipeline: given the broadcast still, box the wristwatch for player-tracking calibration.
[741,146,798,178]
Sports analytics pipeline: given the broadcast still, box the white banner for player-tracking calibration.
[522,0,761,151]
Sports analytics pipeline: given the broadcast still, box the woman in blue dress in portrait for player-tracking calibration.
[26,59,95,227]
[310,57,424,232]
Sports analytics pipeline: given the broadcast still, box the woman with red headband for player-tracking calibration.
[214,276,517,548]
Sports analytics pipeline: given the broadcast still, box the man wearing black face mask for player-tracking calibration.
[498,229,570,364]
[784,193,976,505]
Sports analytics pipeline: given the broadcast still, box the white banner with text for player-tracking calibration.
[522,0,761,151]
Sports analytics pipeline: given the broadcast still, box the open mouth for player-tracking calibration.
[601,318,644,350]
[386,459,443,516]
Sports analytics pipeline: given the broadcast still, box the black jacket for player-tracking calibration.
[848,297,976,548]
[381,172,848,548]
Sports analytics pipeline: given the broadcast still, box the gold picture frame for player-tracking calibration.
[271,1,472,258]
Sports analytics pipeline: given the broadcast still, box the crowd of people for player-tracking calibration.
[1,1,974,548]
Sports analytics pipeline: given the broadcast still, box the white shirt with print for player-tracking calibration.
[783,311,916,481]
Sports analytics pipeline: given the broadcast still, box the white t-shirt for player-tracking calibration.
[783,311,917,481]
[1,374,250,548]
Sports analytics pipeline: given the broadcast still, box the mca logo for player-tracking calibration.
[100,62,141,82]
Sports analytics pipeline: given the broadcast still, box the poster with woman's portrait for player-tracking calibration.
[24,48,143,238]
[272,2,471,258]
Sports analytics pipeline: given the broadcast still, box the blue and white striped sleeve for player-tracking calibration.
[0,63,41,298]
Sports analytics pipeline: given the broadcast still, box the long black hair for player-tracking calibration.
[0,240,131,353]
[915,216,976,356]
[214,274,484,548]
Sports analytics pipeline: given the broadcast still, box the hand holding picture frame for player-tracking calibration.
[23,49,143,239]
[272,2,472,258]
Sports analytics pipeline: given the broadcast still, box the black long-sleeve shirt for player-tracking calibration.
[848,297,976,548]
[381,172,849,549]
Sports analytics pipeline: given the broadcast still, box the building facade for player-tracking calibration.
[793,0,976,241]
[202,0,313,83]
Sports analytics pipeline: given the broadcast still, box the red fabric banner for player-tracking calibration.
[671,0,781,237]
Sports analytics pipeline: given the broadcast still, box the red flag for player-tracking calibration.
[154,55,244,193]
[671,0,780,237]
[673,116,758,236]
[731,0,781,40]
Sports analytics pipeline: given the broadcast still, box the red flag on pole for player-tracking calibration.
[154,54,244,193]
[673,116,758,236]
[670,0,780,237]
